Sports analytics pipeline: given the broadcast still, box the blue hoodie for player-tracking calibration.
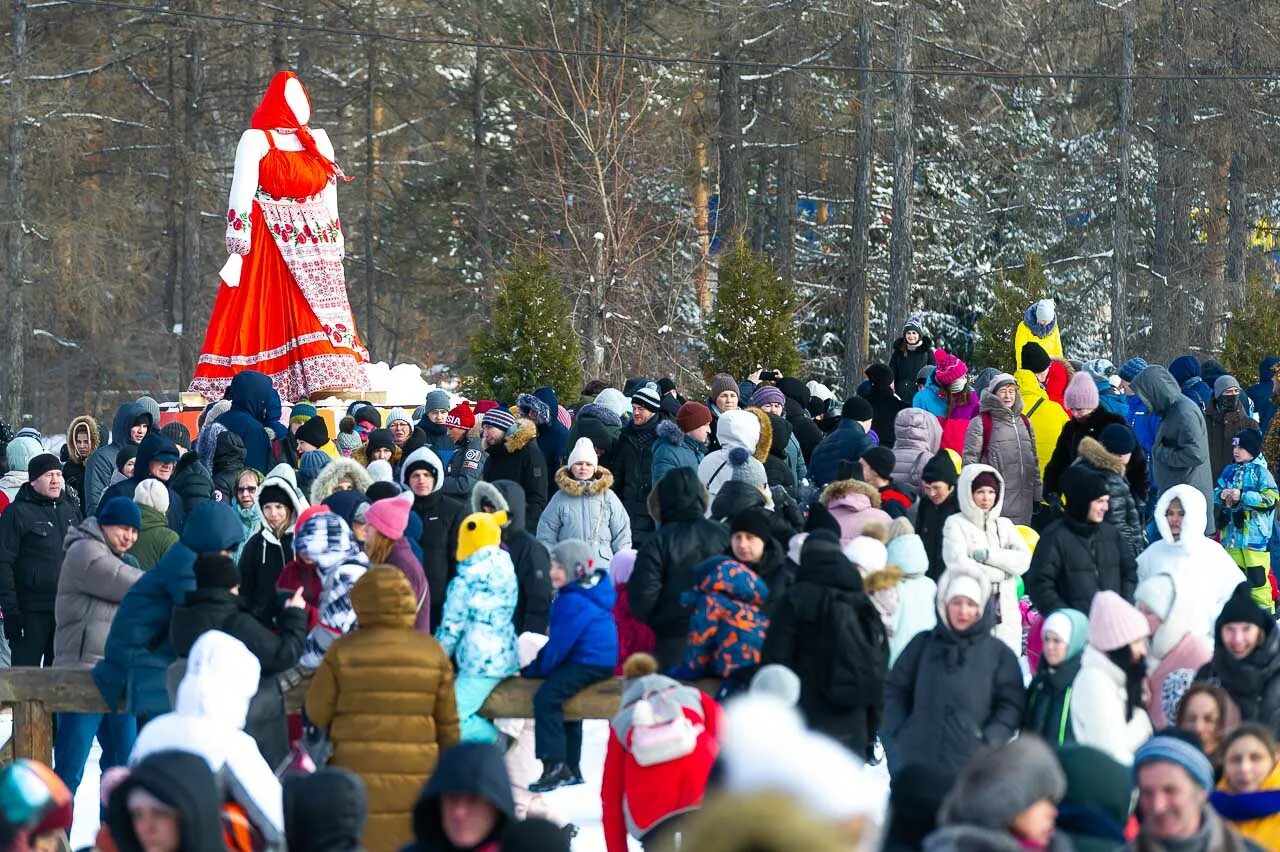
[533,386,569,471]
[1248,357,1280,433]
[1169,356,1213,412]
[522,571,618,674]
[808,419,873,489]
[215,371,281,474]
[94,500,247,715]
[98,432,185,531]
[83,402,149,514]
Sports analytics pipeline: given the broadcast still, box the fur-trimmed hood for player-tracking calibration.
[1076,435,1124,476]
[553,465,615,496]
[863,564,905,593]
[656,417,686,446]
[744,406,772,462]
[821,478,882,509]
[503,418,538,453]
[352,442,403,469]
[308,457,373,505]
[65,415,101,464]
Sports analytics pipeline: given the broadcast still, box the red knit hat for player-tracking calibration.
[445,403,475,430]
[364,494,411,540]
[475,400,500,415]
[933,349,968,388]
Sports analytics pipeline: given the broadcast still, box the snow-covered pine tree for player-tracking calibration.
[468,253,584,401]
[972,254,1050,374]
[704,239,802,381]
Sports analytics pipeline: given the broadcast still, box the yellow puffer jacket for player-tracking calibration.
[1014,320,1064,370]
[1013,370,1070,478]
[305,566,461,852]
[1214,760,1280,850]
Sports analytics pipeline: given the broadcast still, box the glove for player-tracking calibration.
[3,614,23,643]
[972,548,989,563]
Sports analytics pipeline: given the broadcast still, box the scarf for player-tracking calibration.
[250,70,351,182]
[1107,646,1147,721]
[1023,304,1057,338]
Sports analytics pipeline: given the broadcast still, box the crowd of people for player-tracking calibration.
[5,300,1280,851]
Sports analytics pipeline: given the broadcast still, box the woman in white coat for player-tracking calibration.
[1137,484,1242,642]
[942,463,1031,652]
[1071,590,1154,765]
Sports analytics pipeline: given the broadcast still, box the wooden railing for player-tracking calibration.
[0,668,717,764]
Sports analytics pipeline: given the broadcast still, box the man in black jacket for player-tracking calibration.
[611,386,663,548]
[99,432,187,532]
[402,447,466,632]
[0,453,82,665]
[1027,465,1138,615]
[479,409,548,533]
[629,467,730,668]
[470,479,552,635]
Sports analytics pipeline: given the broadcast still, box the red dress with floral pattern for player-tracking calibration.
[189,131,368,401]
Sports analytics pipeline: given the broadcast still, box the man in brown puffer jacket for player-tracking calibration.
[306,566,461,852]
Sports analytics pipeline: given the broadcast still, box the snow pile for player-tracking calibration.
[309,362,458,409]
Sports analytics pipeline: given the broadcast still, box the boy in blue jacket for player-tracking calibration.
[1216,429,1280,611]
[522,538,618,793]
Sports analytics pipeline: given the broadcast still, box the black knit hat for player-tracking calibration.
[1234,429,1264,460]
[730,507,774,543]
[296,416,330,448]
[657,377,677,396]
[861,446,896,481]
[366,428,396,456]
[366,481,403,502]
[1061,466,1108,521]
[193,553,240,590]
[26,453,61,482]
[1099,423,1137,456]
[865,363,894,389]
[804,501,842,537]
[1021,342,1052,373]
[161,422,191,450]
[921,450,958,487]
[1217,581,1274,635]
[841,395,874,422]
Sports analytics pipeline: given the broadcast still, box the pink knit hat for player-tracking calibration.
[1063,371,1100,411]
[364,494,412,540]
[1087,590,1150,651]
[933,350,968,388]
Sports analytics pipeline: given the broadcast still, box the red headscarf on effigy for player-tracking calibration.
[251,70,352,182]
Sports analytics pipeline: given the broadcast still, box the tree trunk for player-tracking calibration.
[886,0,916,357]
[1225,12,1249,309]
[1201,145,1230,352]
[177,24,204,387]
[689,90,712,312]
[716,61,743,241]
[472,50,492,271]
[362,9,380,358]
[775,69,797,286]
[843,4,874,394]
[4,0,29,421]
[1151,0,1191,362]
[1110,0,1134,364]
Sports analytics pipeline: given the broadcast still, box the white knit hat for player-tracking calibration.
[843,536,887,575]
[566,437,598,469]
[134,478,170,515]
[366,459,395,483]
[945,575,983,606]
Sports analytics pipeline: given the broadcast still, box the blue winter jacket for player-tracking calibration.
[435,545,520,677]
[912,375,949,418]
[215,371,281,474]
[533,387,570,471]
[1128,394,1160,495]
[1095,378,1129,417]
[522,571,618,675]
[1216,455,1280,552]
[93,501,246,715]
[1169,356,1213,412]
[651,419,706,486]
[1247,357,1280,433]
[808,420,873,489]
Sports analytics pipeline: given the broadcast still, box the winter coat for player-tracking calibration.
[1138,485,1242,642]
[0,481,82,618]
[402,447,466,632]
[1213,763,1280,851]
[308,457,373,506]
[1198,622,1280,732]
[52,518,144,668]
[822,479,892,545]
[84,402,148,515]
[918,490,960,582]
[861,382,907,448]
[941,464,1032,652]
[884,563,1025,776]
[440,430,484,500]
[209,430,246,503]
[1014,310,1064,367]
[434,544,519,678]
[537,467,631,564]
[170,588,308,676]
[890,336,936,403]
[129,505,178,571]
[889,545,937,666]
[276,558,322,630]
[808,419,873,490]
[1071,644,1154,765]
[1217,455,1279,552]
[1130,393,1162,458]
[602,674,721,852]
[130,631,285,842]
[962,390,1042,525]
[613,583,656,675]
[892,409,943,491]
[1097,381,1130,417]
[523,572,618,675]
[651,419,705,486]
[94,501,247,716]
[1044,406,1147,497]
[100,432,186,532]
[1207,399,1260,480]
[215,371,284,476]
[1014,370,1070,478]
[670,557,769,679]
[1247,357,1280,433]
[239,464,308,626]
[1027,512,1138,616]
[1170,355,1215,412]
[306,567,460,852]
[403,743,516,852]
[481,419,548,532]
[63,415,100,505]
[1024,645,1084,746]
[763,533,888,756]
[169,452,214,518]
[784,397,825,465]
[763,415,802,498]
[913,375,955,421]
[469,480,551,635]
[630,467,731,646]
[1072,436,1146,559]
[1133,365,1217,534]
[698,410,767,498]
[1148,628,1212,732]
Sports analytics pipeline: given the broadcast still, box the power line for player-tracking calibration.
[54,0,1280,84]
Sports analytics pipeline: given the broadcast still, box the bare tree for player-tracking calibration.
[3,0,29,421]
[843,1,875,391]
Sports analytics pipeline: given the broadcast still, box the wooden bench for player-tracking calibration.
[0,668,718,764]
